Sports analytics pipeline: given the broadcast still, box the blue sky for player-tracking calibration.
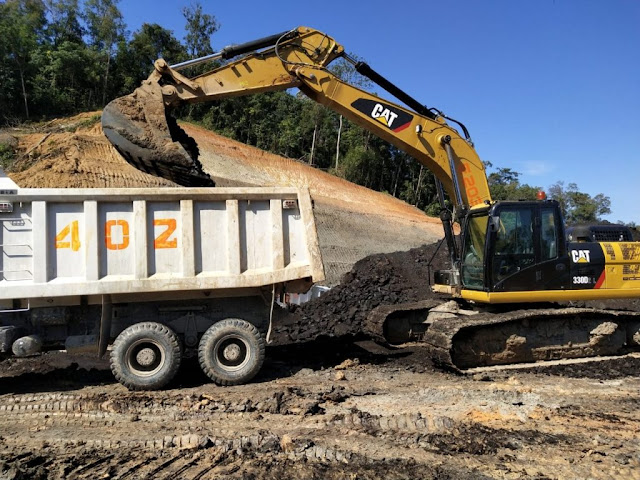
[119,0,639,224]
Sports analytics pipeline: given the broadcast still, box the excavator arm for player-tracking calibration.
[102,26,491,210]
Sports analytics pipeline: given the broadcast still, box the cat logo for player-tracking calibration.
[351,99,413,133]
[371,103,399,128]
[571,249,591,263]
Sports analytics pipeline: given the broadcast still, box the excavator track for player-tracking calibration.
[363,300,442,344]
[425,306,640,371]
[365,301,640,371]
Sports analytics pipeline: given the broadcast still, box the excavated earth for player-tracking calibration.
[1,347,639,479]
[3,113,443,286]
[1,114,640,479]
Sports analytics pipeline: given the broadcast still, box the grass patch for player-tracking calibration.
[66,114,101,131]
[0,143,16,170]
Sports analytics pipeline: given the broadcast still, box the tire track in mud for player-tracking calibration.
[0,385,349,419]
[69,453,115,478]
[0,444,485,480]
[0,387,359,461]
[156,453,207,480]
[1,394,626,480]
[182,453,224,480]
[0,383,489,479]
[1,348,640,479]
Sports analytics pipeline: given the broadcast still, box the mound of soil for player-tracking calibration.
[8,114,175,188]
[274,241,452,344]
[275,237,640,345]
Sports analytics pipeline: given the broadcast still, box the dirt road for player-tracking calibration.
[1,342,639,480]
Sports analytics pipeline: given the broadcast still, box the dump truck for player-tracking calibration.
[0,172,324,389]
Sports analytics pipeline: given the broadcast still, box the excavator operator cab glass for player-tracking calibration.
[491,206,535,283]
[541,207,559,260]
[461,212,488,289]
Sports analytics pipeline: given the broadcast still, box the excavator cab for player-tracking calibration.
[461,200,568,293]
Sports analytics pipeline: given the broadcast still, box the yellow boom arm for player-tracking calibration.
[102,26,491,209]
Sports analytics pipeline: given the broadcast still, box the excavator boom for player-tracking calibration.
[102,26,491,209]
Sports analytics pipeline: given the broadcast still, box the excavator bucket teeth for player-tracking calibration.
[101,83,214,187]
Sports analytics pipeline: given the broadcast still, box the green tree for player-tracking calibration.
[114,23,186,95]
[178,2,219,118]
[0,0,47,119]
[338,145,383,188]
[548,181,611,224]
[182,2,219,57]
[486,164,540,201]
[84,0,124,105]
[329,54,372,169]
[394,155,437,210]
[31,40,101,114]
[45,0,84,46]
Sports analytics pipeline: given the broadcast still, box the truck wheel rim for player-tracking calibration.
[125,339,165,377]
[214,335,250,372]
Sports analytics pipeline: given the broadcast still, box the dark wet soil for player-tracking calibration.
[274,241,450,344]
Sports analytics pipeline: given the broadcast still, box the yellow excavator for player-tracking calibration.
[102,27,640,370]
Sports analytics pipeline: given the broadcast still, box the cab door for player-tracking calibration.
[488,202,569,292]
[536,205,570,290]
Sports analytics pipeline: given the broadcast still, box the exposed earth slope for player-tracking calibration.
[5,113,442,285]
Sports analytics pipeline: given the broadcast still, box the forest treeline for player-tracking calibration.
[0,0,622,225]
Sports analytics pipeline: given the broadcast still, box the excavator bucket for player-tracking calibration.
[101,82,214,187]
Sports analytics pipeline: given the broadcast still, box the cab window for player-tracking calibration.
[492,207,535,282]
[461,213,488,289]
[540,207,558,260]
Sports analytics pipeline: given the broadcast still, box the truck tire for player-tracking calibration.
[110,322,182,391]
[198,319,265,386]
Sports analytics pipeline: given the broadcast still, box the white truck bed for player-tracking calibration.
[0,186,324,303]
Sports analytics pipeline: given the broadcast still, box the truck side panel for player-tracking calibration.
[0,187,324,304]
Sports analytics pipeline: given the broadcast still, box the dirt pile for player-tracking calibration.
[274,241,451,344]
[274,237,640,345]
[8,114,175,188]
